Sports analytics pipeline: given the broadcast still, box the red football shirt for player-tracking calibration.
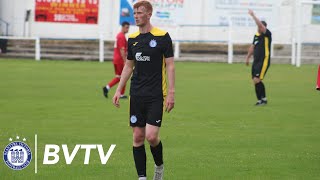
[113,32,127,64]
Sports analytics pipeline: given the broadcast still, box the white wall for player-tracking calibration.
[0,0,319,43]
[0,0,30,36]
[0,0,123,39]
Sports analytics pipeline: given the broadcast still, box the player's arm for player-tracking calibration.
[119,47,126,62]
[118,36,127,62]
[246,44,254,66]
[248,9,266,34]
[165,57,175,112]
[112,60,134,107]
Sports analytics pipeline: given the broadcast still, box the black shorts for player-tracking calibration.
[252,57,270,80]
[129,96,164,127]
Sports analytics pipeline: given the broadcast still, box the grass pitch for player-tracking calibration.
[0,58,319,179]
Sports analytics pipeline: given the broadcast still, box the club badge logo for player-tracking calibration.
[130,115,137,123]
[3,136,32,170]
[149,39,157,48]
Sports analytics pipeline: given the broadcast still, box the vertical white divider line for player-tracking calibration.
[35,134,37,174]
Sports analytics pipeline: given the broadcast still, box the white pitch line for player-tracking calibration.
[35,134,37,174]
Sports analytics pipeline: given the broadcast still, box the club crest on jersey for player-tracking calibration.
[3,136,32,170]
[149,39,157,48]
[130,115,137,123]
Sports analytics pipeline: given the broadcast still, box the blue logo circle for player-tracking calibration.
[130,115,137,123]
[149,39,157,48]
[3,141,32,170]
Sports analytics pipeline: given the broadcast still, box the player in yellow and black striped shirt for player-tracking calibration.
[246,9,272,106]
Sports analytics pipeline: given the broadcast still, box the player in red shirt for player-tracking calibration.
[103,21,130,98]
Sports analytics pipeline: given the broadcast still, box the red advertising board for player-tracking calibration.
[35,0,99,24]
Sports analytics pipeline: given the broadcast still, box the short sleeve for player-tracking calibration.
[127,38,134,60]
[163,33,174,58]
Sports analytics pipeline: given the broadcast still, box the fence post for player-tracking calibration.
[291,38,296,65]
[296,1,302,67]
[99,33,104,62]
[271,42,274,58]
[228,17,233,64]
[174,41,180,59]
[174,25,180,59]
[35,37,40,61]
[5,23,9,36]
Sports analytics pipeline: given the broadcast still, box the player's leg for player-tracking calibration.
[133,127,147,179]
[258,60,270,104]
[259,79,267,102]
[120,86,127,98]
[145,97,164,180]
[253,77,261,100]
[103,64,121,98]
[146,124,161,159]
[252,63,263,103]
[130,96,147,179]
[253,77,267,105]
[252,62,267,105]
[146,124,163,180]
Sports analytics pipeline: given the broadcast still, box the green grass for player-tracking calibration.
[0,58,319,179]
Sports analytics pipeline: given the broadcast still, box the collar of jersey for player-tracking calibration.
[129,27,166,38]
